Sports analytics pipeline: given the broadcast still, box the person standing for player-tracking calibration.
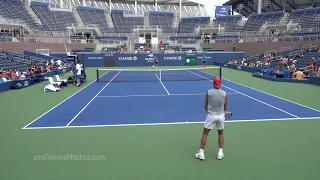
[75,61,82,87]
[195,77,228,160]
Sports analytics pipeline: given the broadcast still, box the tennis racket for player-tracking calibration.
[225,112,232,120]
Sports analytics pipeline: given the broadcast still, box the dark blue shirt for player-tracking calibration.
[72,64,76,75]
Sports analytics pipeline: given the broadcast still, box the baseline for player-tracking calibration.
[23,117,320,130]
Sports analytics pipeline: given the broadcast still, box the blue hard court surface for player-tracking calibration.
[23,69,320,129]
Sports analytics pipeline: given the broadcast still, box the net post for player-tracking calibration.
[96,69,99,82]
[219,67,222,79]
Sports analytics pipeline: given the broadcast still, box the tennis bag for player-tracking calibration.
[67,76,75,84]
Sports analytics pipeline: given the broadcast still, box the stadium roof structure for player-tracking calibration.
[97,0,203,6]
[223,0,320,17]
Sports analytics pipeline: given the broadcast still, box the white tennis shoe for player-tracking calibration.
[217,152,224,160]
[195,151,205,160]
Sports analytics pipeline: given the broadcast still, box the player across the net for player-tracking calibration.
[96,67,222,82]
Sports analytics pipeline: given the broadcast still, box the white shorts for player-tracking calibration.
[204,114,225,130]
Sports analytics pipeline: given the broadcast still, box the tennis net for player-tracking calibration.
[96,67,222,82]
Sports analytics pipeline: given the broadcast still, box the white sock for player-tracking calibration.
[219,148,223,153]
[199,149,204,153]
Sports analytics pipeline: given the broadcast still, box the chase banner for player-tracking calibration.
[215,6,231,17]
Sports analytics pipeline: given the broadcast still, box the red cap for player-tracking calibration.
[213,77,221,89]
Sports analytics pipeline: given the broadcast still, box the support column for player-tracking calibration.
[179,0,182,19]
[135,0,137,15]
[155,0,158,11]
[257,0,262,14]
[60,0,63,8]
[109,0,112,13]
[82,0,85,6]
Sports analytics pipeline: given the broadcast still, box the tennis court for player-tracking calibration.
[23,67,320,129]
[2,66,320,180]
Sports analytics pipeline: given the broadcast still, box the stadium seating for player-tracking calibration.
[242,11,284,32]
[0,32,12,42]
[0,0,44,32]
[214,15,242,32]
[111,10,144,34]
[0,51,30,71]
[31,2,77,32]
[178,17,210,33]
[77,6,115,34]
[288,7,320,30]
[149,11,176,34]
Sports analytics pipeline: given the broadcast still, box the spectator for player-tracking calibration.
[50,58,55,65]
[292,69,305,80]
[0,73,8,83]
[72,61,77,76]
[159,41,163,46]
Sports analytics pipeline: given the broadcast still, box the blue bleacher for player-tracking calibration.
[242,11,284,32]
[31,2,77,32]
[111,9,144,34]
[178,17,210,33]
[0,52,30,71]
[149,11,176,34]
[0,0,44,32]
[288,7,320,30]
[215,15,242,32]
[77,6,115,35]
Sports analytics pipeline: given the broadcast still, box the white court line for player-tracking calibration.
[187,70,300,118]
[22,116,320,130]
[155,74,170,95]
[96,92,239,98]
[22,71,110,129]
[65,71,121,127]
[197,69,320,113]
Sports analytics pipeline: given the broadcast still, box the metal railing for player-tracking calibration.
[17,37,69,44]
[241,37,272,43]
[36,49,50,55]
[289,49,303,58]
[278,35,320,42]
[0,37,13,42]
[281,46,291,52]
[34,31,69,37]
[133,25,162,30]
[264,50,276,57]
[309,45,318,52]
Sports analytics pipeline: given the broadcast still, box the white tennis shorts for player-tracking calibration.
[204,114,225,130]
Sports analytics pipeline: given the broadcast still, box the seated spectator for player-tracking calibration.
[316,66,320,77]
[292,69,306,80]
[159,41,163,46]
